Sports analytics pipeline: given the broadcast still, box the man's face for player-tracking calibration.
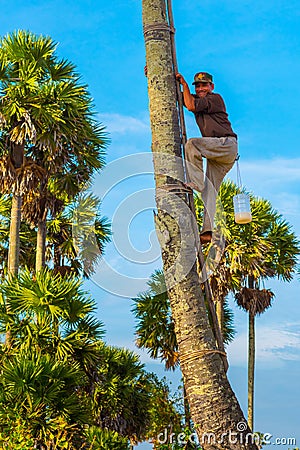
[195,82,214,97]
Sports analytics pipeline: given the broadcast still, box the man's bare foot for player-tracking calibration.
[200,231,212,244]
[185,181,201,192]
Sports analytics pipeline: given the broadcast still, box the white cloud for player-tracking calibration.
[227,158,300,202]
[228,323,300,368]
[98,112,150,134]
[110,323,300,370]
[226,157,300,234]
[241,158,300,184]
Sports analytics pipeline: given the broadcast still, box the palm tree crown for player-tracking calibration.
[0,30,108,274]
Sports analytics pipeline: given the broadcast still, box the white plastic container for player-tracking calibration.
[233,194,252,224]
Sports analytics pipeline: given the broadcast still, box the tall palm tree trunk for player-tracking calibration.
[7,194,22,276]
[248,276,255,431]
[35,182,48,271]
[36,219,47,271]
[7,143,24,276]
[248,311,255,431]
[7,143,24,345]
[143,1,257,448]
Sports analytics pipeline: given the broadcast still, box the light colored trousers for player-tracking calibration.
[185,136,238,233]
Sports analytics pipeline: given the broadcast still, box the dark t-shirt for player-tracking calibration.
[193,93,237,139]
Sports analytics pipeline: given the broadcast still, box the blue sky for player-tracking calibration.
[2,1,300,448]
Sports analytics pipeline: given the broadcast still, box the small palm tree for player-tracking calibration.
[93,343,152,446]
[0,268,158,448]
[0,349,89,448]
[196,179,300,431]
[0,190,111,278]
[132,269,235,368]
[233,198,298,431]
[51,192,111,278]
[0,268,105,371]
[132,270,179,370]
[132,269,236,429]
[142,373,184,449]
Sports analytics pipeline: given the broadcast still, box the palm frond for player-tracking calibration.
[235,287,274,315]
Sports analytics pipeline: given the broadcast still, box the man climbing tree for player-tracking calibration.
[143,0,258,448]
[176,71,238,244]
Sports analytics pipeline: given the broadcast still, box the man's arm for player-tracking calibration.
[176,73,195,112]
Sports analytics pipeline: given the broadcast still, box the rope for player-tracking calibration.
[166,0,228,373]
[180,349,227,365]
[235,155,243,189]
[143,22,173,36]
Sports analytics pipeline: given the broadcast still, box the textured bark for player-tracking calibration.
[5,196,22,346]
[36,219,47,271]
[143,1,258,448]
[36,196,48,272]
[248,275,255,431]
[216,297,224,338]
[7,194,22,276]
[7,143,24,276]
[7,144,24,346]
[248,312,255,432]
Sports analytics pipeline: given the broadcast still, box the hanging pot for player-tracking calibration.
[233,193,252,224]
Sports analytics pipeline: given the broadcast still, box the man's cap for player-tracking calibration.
[192,72,213,85]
